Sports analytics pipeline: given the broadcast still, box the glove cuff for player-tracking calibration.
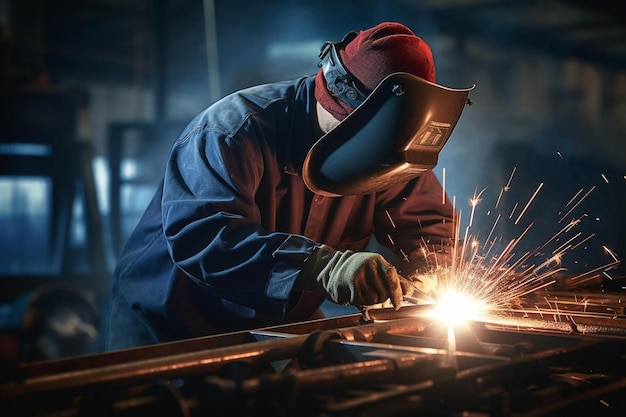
[295,244,338,294]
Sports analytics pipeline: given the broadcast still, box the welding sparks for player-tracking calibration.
[468,187,487,228]
[514,182,543,225]
[396,165,621,328]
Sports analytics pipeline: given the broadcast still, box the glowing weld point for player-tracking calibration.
[431,291,486,326]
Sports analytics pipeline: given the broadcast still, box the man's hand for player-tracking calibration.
[296,245,408,309]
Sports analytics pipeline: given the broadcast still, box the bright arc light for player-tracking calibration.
[432,291,486,326]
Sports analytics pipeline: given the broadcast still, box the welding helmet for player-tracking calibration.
[303,23,475,196]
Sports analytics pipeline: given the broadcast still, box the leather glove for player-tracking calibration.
[295,244,411,309]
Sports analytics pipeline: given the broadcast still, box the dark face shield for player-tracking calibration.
[303,72,475,196]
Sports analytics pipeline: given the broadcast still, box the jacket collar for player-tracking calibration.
[283,76,321,177]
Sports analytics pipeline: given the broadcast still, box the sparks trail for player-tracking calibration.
[468,187,487,228]
[558,186,596,224]
[398,166,621,323]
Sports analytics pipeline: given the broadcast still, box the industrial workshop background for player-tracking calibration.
[0,0,624,361]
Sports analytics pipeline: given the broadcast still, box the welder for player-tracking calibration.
[106,21,473,350]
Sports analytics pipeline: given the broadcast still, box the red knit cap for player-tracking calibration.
[315,22,436,121]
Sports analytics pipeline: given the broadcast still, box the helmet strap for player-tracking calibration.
[318,31,368,108]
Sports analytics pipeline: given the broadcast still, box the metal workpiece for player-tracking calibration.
[3,291,626,416]
[0,317,427,398]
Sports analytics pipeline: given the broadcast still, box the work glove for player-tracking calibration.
[295,245,415,309]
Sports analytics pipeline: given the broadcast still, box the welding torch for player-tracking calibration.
[400,276,437,305]
[357,275,436,323]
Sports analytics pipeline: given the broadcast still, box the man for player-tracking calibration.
[106,22,473,350]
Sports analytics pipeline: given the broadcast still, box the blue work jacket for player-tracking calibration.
[106,76,455,350]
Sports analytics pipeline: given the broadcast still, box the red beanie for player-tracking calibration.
[315,22,436,121]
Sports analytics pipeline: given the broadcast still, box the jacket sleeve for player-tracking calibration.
[373,170,456,275]
[161,122,317,317]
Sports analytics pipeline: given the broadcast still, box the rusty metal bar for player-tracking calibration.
[0,317,429,399]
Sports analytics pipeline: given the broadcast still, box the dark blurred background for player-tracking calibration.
[0,0,624,361]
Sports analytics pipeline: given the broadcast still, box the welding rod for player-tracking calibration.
[400,276,436,304]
